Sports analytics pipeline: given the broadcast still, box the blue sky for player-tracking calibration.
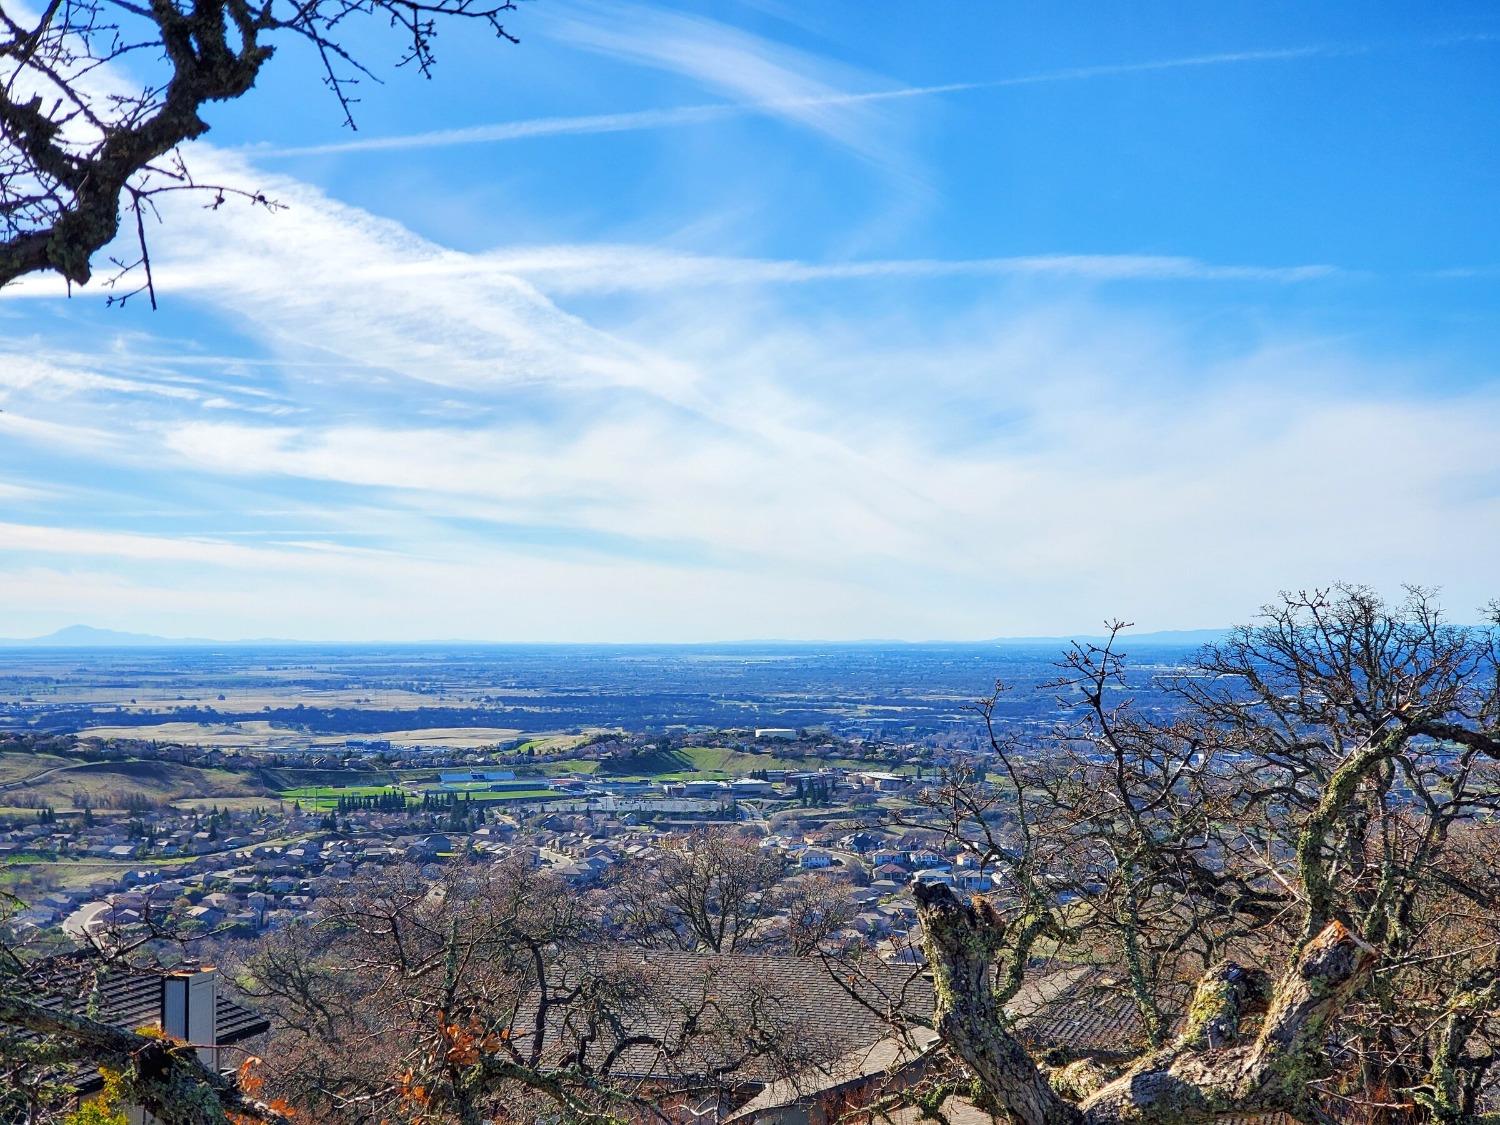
[1,1,1498,640]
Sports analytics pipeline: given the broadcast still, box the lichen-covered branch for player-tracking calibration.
[916,879,1379,1125]
[914,881,1082,1125]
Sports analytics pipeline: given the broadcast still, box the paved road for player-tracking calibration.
[61,900,109,938]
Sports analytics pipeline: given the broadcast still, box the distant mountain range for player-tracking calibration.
[0,624,1233,648]
[988,628,1231,647]
[0,625,222,647]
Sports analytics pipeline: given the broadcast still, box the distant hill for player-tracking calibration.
[0,624,220,647]
[988,628,1230,647]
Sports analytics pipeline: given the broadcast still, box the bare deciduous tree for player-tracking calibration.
[231,858,838,1123]
[912,585,1500,1124]
[0,0,521,298]
[603,834,834,954]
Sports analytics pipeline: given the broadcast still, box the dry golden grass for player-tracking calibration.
[18,760,267,806]
[0,752,74,783]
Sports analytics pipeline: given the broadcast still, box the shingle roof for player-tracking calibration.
[527,950,934,1087]
[9,953,270,1094]
[28,956,268,1044]
[1005,964,1147,1058]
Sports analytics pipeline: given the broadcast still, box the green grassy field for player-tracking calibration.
[280,784,410,810]
[462,789,559,803]
[258,766,395,790]
[279,782,562,809]
[539,759,602,776]
[582,745,862,780]
[511,734,594,755]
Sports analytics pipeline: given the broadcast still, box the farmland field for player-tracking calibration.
[78,720,327,750]
[76,720,524,751]
[2,641,1183,742]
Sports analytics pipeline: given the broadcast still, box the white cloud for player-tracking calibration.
[544,0,899,167]
[1,21,1496,640]
[0,521,374,571]
[460,245,1341,292]
[244,103,743,158]
[90,294,1500,637]
[5,159,1497,638]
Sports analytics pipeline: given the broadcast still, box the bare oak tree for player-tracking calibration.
[0,0,521,298]
[605,827,836,955]
[231,857,839,1123]
[913,585,1500,1124]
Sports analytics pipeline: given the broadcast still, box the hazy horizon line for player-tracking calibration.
[0,623,1235,649]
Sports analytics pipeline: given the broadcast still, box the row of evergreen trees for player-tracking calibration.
[332,789,409,813]
[312,788,494,833]
[793,776,836,806]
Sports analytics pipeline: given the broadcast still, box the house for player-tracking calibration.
[7,905,57,930]
[953,869,994,893]
[723,958,1297,1125]
[404,833,454,860]
[187,904,224,926]
[839,832,884,854]
[912,868,955,886]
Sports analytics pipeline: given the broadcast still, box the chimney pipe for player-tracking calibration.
[161,966,219,1068]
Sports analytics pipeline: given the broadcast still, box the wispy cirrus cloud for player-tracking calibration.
[243,51,1318,161]
[458,246,1344,292]
[8,157,1497,633]
[7,242,1339,295]
[242,33,1494,161]
[542,0,899,167]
